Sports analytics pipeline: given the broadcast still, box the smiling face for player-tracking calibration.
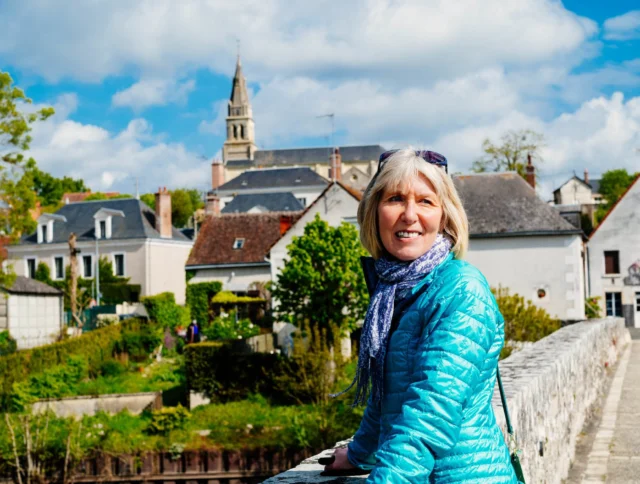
[377,174,444,261]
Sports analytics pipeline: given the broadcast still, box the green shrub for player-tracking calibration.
[585,296,602,319]
[115,322,162,362]
[185,342,285,403]
[201,309,260,341]
[141,292,190,329]
[34,261,52,284]
[493,287,561,344]
[186,281,222,325]
[0,318,145,411]
[99,360,127,378]
[0,330,17,356]
[101,283,142,304]
[147,405,191,435]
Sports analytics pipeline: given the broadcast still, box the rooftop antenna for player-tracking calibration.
[316,113,335,152]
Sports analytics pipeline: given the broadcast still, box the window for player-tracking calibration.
[233,238,245,249]
[604,251,620,274]
[99,220,107,239]
[82,255,93,279]
[114,254,125,277]
[26,258,36,278]
[297,197,306,207]
[636,293,640,312]
[41,224,48,243]
[54,256,64,280]
[605,292,622,317]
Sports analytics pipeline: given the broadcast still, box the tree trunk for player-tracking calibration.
[68,233,82,327]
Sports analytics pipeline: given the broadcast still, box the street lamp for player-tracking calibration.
[93,208,125,306]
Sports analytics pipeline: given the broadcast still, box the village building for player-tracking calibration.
[0,276,63,349]
[6,191,193,304]
[587,176,640,327]
[552,170,603,229]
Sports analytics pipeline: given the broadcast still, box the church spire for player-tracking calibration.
[222,54,256,164]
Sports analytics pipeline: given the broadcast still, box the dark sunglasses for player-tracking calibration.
[378,149,448,174]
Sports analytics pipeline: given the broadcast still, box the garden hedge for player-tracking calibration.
[101,283,142,305]
[141,292,190,329]
[0,318,146,411]
[185,281,222,325]
[185,342,283,403]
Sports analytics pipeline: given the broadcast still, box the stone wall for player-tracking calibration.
[264,318,629,484]
[32,391,162,418]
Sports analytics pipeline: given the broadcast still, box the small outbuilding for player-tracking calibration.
[0,276,64,349]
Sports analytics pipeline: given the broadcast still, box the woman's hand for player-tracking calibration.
[323,447,356,472]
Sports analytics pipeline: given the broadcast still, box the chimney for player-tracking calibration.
[584,168,590,185]
[212,159,225,190]
[280,214,293,235]
[155,187,172,238]
[525,153,535,190]
[329,148,342,182]
[205,193,221,216]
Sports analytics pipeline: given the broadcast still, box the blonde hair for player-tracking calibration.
[358,149,469,259]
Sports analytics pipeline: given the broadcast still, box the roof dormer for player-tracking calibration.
[36,213,67,244]
[93,208,125,239]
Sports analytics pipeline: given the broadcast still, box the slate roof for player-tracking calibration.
[221,192,304,213]
[217,167,329,192]
[453,173,582,236]
[186,212,302,267]
[226,145,385,168]
[19,198,190,245]
[590,178,601,194]
[3,276,62,296]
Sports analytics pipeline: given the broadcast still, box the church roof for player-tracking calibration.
[226,144,385,169]
[229,56,249,107]
[217,167,329,192]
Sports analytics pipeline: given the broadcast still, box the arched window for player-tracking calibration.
[233,125,238,139]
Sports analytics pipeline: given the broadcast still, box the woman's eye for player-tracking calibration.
[389,195,403,202]
[420,198,433,205]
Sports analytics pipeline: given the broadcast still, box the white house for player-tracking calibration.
[456,173,586,322]
[7,191,193,304]
[587,176,640,327]
[0,276,63,349]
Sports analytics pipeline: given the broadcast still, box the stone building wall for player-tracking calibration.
[264,318,629,484]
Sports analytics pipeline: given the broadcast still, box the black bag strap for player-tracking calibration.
[496,365,514,435]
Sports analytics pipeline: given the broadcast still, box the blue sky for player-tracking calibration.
[0,0,639,199]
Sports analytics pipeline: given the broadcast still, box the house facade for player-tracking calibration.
[7,193,193,304]
[456,173,586,322]
[587,176,640,327]
[553,170,603,227]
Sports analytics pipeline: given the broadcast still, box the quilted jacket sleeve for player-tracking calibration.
[347,396,382,469]
[367,275,499,483]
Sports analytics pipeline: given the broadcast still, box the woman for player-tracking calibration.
[325,149,518,483]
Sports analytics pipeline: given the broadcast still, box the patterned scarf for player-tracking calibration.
[334,233,452,406]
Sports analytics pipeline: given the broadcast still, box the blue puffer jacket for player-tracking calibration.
[348,254,518,483]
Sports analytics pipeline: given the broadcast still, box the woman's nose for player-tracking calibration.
[401,201,418,223]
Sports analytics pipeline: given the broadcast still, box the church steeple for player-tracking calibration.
[223,55,256,163]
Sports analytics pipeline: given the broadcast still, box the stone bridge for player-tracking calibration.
[264,318,631,484]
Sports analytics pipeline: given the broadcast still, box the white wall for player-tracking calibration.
[270,183,360,282]
[7,293,63,349]
[587,179,640,327]
[466,235,585,321]
[146,240,193,304]
[558,179,593,205]
[189,265,272,292]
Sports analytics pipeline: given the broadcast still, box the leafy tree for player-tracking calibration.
[97,256,129,284]
[34,261,52,284]
[595,168,639,224]
[140,193,155,210]
[472,129,544,178]
[84,192,132,201]
[170,189,194,228]
[272,214,369,341]
[27,164,87,207]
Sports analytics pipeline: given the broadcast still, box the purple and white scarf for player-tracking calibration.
[335,233,452,406]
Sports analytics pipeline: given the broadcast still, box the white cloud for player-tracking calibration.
[0,0,596,84]
[604,10,640,41]
[27,94,210,193]
[112,78,196,111]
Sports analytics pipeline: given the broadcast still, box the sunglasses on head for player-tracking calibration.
[378,149,448,174]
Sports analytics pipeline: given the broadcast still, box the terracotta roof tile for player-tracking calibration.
[187,212,302,267]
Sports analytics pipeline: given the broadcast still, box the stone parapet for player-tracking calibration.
[264,318,629,484]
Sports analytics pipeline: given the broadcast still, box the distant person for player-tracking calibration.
[186,320,200,344]
[324,149,519,482]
